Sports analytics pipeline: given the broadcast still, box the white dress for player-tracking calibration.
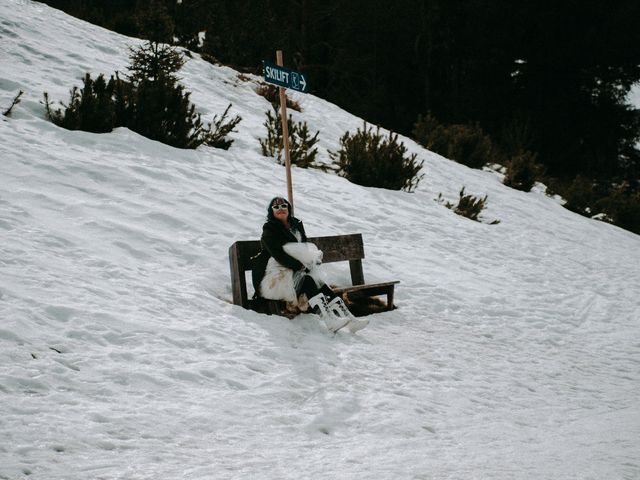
[260,242,326,305]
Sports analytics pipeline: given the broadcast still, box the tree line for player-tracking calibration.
[42,0,640,231]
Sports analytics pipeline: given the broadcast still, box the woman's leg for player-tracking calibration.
[298,275,337,300]
[299,275,321,299]
[319,283,337,300]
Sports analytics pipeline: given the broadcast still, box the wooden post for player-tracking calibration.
[276,50,294,208]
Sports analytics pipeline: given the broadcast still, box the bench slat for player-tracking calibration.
[334,282,398,298]
[308,234,364,263]
[333,282,398,312]
[333,281,400,293]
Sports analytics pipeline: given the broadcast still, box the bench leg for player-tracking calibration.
[386,287,395,311]
[267,300,282,315]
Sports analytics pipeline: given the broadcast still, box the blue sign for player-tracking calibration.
[263,61,308,93]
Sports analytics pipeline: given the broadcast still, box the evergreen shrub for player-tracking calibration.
[563,177,640,234]
[45,74,121,133]
[455,188,488,221]
[503,150,545,192]
[122,41,207,148]
[129,77,205,148]
[436,188,498,223]
[44,41,241,150]
[413,113,496,168]
[562,175,599,216]
[203,104,242,150]
[331,123,424,192]
[259,105,319,167]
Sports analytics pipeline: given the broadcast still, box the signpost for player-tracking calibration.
[263,61,309,93]
[262,51,309,207]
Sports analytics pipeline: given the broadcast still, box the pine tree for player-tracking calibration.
[125,41,205,148]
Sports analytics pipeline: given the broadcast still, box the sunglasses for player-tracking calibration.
[272,204,289,211]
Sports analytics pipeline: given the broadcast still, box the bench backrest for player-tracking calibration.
[229,233,366,308]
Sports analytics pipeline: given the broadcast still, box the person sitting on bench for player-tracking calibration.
[251,196,368,333]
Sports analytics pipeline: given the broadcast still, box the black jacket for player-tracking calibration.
[251,217,308,297]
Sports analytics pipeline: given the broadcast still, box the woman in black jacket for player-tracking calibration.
[253,196,367,333]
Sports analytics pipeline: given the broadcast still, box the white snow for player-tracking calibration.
[1,2,640,479]
[628,83,640,109]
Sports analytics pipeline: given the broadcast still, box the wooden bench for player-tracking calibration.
[229,233,399,315]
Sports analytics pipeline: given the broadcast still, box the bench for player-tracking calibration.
[229,233,399,315]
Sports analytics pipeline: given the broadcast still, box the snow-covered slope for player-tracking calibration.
[1,2,639,479]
